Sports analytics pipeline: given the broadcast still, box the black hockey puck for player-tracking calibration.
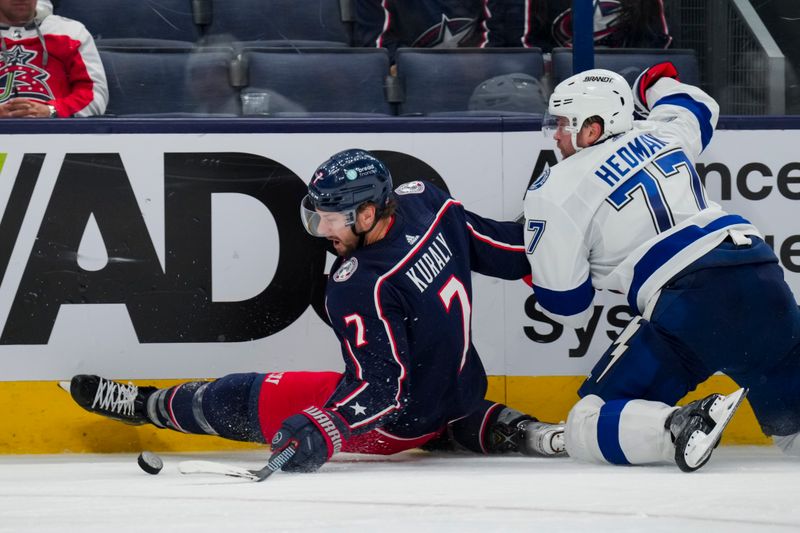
[137,451,163,475]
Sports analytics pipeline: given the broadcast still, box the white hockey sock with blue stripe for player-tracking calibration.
[566,394,676,465]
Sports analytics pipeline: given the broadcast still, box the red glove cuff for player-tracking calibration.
[636,62,680,108]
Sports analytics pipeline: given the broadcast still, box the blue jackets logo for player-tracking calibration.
[333,257,358,282]
[395,181,425,195]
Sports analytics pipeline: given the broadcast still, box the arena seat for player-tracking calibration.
[394,49,546,116]
[99,47,240,116]
[57,0,202,44]
[551,48,701,87]
[241,48,392,116]
[206,0,351,47]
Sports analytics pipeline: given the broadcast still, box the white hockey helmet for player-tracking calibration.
[544,68,634,151]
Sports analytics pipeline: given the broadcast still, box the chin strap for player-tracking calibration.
[571,131,583,152]
[350,212,382,250]
[350,209,390,249]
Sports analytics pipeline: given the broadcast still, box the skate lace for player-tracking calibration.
[91,378,138,417]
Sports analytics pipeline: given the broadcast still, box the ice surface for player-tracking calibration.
[0,447,798,532]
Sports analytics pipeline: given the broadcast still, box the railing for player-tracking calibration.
[672,0,785,115]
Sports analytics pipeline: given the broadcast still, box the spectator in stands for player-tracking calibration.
[355,0,485,62]
[356,1,670,59]
[355,0,549,63]
[0,0,107,118]
[550,0,672,50]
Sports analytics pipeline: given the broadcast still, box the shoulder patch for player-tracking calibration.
[528,164,551,191]
[395,181,425,195]
[333,257,358,282]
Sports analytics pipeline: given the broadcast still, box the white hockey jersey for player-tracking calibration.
[523,77,760,329]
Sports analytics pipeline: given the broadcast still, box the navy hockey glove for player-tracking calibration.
[633,61,679,117]
[270,406,350,473]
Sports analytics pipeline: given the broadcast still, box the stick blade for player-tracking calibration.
[178,460,259,481]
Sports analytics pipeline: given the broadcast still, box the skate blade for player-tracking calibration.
[683,387,748,469]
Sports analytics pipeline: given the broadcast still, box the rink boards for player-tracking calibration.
[0,118,795,452]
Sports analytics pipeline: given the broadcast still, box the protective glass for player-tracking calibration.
[300,195,357,237]
[542,112,574,138]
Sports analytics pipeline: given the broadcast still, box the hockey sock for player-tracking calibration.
[146,372,266,443]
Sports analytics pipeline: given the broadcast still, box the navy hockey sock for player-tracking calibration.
[146,372,266,443]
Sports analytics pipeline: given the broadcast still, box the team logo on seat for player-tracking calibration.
[395,181,425,195]
[333,258,358,282]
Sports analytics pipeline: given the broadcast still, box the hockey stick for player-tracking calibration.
[178,444,297,482]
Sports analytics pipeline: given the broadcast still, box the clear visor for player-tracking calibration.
[542,112,575,138]
[300,195,357,237]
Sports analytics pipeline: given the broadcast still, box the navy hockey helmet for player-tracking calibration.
[300,148,393,237]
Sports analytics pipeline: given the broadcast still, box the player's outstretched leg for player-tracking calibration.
[450,400,566,456]
[65,373,267,443]
[66,374,155,425]
[667,388,748,472]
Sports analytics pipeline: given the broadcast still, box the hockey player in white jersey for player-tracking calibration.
[524,62,800,471]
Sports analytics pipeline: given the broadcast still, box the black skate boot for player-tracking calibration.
[666,387,747,472]
[64,375,156,425]
[489,409,566,457]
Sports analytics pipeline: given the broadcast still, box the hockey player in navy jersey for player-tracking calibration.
[524,63,800,471]
[67,149,566,473]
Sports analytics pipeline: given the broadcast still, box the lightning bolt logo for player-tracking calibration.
[596,316,642,382]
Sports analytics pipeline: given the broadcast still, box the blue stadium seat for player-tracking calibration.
[206,0,350,47]
[99,47,239,116]
[242,48,391,116]
[551,48,701,87]
[57,0,202,44]
[394,49,546,116]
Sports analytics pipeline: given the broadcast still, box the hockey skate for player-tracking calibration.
[489,410,566,457]
[667,387,748,472]
[62,375,155,425]
[518,420,567,457]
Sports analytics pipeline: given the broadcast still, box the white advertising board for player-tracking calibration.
[0,128,796,380]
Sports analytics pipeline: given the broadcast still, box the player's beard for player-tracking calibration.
[330,233,358,257]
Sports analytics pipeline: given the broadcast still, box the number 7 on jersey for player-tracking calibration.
[525,219,546,254]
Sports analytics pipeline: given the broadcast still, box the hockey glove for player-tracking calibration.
[270,406,350,473]
[633,61,680,117]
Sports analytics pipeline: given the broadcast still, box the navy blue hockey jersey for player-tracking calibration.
[354,0,549,56]
[323,181,528,439]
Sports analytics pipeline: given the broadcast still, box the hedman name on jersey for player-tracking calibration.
[593,133,668,187]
